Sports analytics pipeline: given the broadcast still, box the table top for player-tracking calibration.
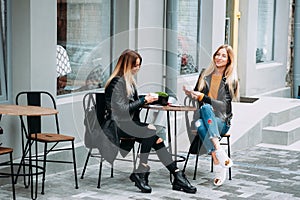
[144,104,197,111]
[0,104,58,116]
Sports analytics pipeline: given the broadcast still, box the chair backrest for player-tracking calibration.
[15,91,59,135]
[83,92,106,125]
[184,95,203,154]
[83,92,106,149]
[183,96,199,143]
[85,67,106,89]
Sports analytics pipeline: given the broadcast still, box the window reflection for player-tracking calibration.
[57,0,111,95]
[256,0,275,63]
[177,0,199,75]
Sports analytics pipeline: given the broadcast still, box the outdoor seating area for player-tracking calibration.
[0,91,79,199]
[0,142,299,199]
[1,92,300,199]
[1,0,300,199]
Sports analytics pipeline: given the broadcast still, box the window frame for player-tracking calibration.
[56,0,114,97]
[0,0,8,102]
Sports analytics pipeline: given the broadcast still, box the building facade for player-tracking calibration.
[0,0,296,165]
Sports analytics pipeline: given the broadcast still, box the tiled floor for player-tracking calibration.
[0,145,299,200]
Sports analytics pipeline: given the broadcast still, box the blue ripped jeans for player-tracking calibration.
[196,104,230,154]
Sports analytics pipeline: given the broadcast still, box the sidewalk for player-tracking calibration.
[0,143,299,200]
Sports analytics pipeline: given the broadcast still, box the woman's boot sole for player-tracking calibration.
[130,174,152,193]
[172,184,197,194]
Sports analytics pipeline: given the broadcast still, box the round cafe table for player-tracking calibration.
[0,104,58,200]
[0,104,58,116]
[143,104,197,161]
[143,104,197,182]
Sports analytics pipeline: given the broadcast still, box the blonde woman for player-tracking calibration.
[183,44,239,186]
[105,49,196,193]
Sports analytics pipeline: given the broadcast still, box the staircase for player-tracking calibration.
[231,97,300,151]
[262,105,300,145]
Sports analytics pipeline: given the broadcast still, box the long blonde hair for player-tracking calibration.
[197,45,240,101]
[105,49,142,96]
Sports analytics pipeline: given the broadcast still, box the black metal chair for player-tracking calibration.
[182,95,232,180]
[0,147,16,200]
[15,91,79,196]
[80,92,138,188]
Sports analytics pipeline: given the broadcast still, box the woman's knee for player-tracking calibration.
[200,104,213,113]
[195,119,206,138]
[153,138,165,150]
[156,137,163,144]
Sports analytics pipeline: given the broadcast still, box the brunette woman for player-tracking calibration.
[105,49,197,193]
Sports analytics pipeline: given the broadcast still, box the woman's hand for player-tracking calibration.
[190,91,203,100]
[183,85,192,96]
[144,93,158,104]
[183,85,204,101]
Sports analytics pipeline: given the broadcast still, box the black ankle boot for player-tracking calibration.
[144,171,150,185]
[129,165,152,193]
[172,171,197,194]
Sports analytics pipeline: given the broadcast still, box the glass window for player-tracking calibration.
[0,0,8,101]
[256,0,275,63]
[177,0,199,75]
[57,0,112,95]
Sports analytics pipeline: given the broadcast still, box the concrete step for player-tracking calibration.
[262,117,300,145]
[262,104,300,127]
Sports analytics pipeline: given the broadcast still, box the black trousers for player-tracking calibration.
[118,120,175,170]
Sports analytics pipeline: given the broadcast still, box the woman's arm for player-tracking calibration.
[107,77,146,120]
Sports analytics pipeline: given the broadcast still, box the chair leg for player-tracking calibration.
[211,157,213,172]
[182,151,191,173]
[41,143,48,195]
[193,139,201,180]
[15,140,31,187]
[132,145,137,171]
[9,152,16,200]
[135,143,141,170]
[71,141,79,189]
[227,137,232,180]
[32,140,39,200]
[80,149,92,179]
[97,158,103,189]
[110,162,114,178]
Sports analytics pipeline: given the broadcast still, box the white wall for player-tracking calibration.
[12,0,56,96]
[8,0,57,158]
[136,0,166,94]
[238,0,291,97]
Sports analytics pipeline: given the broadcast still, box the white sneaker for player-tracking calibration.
[213,164,226,186]
[215,149,233,168]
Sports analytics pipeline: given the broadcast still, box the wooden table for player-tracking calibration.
[0,104,58,116]
[143,104,197,164]
[0,104,58,200]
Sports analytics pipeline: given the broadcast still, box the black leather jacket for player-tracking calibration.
[105,76,145,123]
[105,76,149,156]
[194,73,233,124]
